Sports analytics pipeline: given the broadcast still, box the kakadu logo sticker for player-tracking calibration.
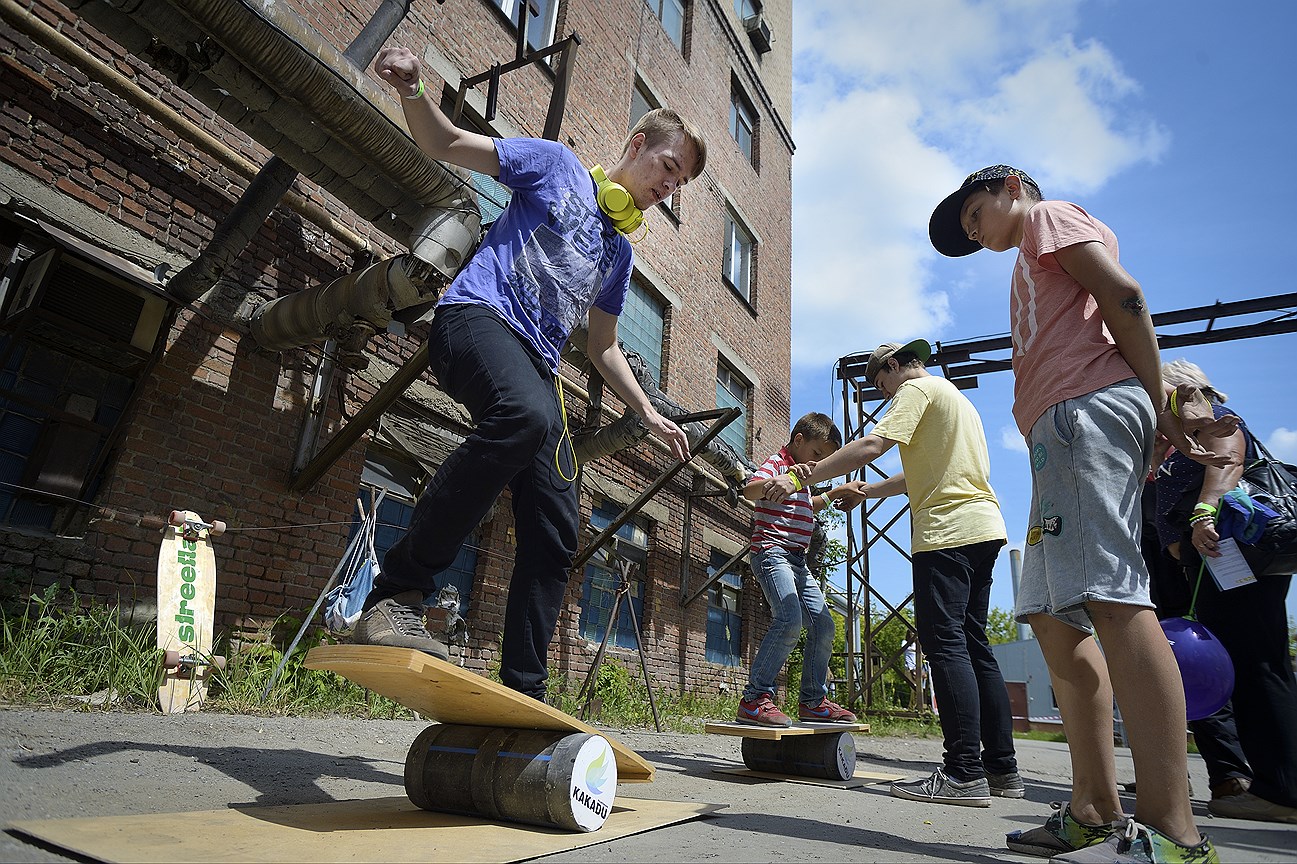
[568,735,616,830]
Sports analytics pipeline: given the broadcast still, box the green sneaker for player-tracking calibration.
[1048,819,1218,863]
[1006,802,1119,858]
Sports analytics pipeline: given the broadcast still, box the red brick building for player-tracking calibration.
[0,0,795,696]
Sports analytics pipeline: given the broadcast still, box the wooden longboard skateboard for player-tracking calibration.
[156,510,225,714]
[305,645,655,783]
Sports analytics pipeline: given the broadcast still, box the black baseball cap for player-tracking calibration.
[929,165,1041,257]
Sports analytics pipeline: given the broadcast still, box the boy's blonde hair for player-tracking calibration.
[790,412,842,448]
[623,108,707,179]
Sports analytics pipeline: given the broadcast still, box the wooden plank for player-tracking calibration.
[8,796,723,864]
[712,765,904,788]
[704,720,870,740]
[304,645,654,783]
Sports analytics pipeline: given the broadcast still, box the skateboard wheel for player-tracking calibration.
[212,654,227,671]
[209,520,226,535]
[168,510,185,526]
[163,649,181,668]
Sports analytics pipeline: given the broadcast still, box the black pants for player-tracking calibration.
[1188,560,1297,807]
[371,304,578,700]
[912,539,1018,782]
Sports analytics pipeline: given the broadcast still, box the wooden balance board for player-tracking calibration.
[305,645,654,783]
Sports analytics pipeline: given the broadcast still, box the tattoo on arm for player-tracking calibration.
[1120,295,1146,316]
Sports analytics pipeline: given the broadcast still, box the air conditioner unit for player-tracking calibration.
[1,246,170,372]
[744,14,773,55]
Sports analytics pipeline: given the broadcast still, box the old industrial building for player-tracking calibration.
[0,0,796,695]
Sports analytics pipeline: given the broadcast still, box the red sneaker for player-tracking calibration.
[799,698,857,722]
[736,694,792,727]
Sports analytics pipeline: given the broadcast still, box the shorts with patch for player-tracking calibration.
[1016,378,1155,633]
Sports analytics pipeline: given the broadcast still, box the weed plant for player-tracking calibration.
[0,586,411,718]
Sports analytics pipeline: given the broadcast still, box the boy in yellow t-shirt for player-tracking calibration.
[763,338,1019,807]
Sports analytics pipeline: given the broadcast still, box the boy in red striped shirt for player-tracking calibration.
[736,412,859,727]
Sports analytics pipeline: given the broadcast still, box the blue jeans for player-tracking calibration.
[369,304,578,700]
[913,538,1018,782]
[744,547,834,704]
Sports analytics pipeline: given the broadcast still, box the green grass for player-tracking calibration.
[0,585,414,719]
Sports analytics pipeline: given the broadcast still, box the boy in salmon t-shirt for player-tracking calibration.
[929,166,1227,863]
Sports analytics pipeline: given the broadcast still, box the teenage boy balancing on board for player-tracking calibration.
[352,46,705,704]
[929,166,1225,863]
[737,412,860,727]
[762,340,1021,807]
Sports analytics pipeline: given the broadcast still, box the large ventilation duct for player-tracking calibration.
[69,0,481,285]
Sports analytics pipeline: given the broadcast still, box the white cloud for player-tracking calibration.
[790,0,1170,375]
[1000,425,1029,454]
[1266,427,1297,462]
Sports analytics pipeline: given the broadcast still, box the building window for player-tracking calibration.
[734,0,761,17]
[706,549,743,666]
[722,210,755,301]
[579,501,648,649]
[716,360,749,456]
[353,452,476,615]
[491,0,558,53]
[628,81,677,216]
[730,84,757,166]
[0,241,168,534]
[644,0,685,51]
[618,278,666,386]
[470,171,512,227]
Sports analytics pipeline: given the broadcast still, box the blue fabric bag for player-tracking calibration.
[324,491,384,635]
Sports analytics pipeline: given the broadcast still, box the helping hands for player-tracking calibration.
[761,462,816,502]
[374,46,423,98]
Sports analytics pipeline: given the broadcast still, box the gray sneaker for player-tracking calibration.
[350,590,449,660]
[891,767,991,808]
[989,771,1027,798]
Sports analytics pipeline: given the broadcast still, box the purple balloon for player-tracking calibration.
[1160,617,1235,721]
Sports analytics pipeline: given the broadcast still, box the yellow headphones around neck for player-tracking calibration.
[590,165,644,236]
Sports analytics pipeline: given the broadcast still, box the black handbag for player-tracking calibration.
[1232,438,1297,576]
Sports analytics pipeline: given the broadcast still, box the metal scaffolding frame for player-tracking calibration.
[835,292,1297,714]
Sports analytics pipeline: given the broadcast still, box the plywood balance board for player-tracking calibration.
[304,645,654,783]
[704,720,870,739]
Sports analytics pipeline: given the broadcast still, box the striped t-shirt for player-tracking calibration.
[749,446,815,553]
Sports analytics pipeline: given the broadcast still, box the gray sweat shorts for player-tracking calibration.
[1015,378,1156,633]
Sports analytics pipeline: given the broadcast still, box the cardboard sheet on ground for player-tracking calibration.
[711,764,904,789]
[8,796,723,864]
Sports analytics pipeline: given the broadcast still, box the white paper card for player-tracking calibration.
[1204,537,1258,591]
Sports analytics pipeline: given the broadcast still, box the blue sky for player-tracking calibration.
[787,0,1297,624]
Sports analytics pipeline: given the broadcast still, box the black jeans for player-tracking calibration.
[1188,560,1297,807]
[912,538,1018,782]
[371,304,578,700]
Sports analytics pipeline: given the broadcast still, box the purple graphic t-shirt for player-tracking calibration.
[437,138,632,372]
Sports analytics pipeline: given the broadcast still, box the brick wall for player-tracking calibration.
[0,0,795,698]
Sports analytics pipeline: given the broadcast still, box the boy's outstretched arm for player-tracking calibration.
[586,308,690,462]
[765,435,896,502]
[375,46,501,178]
[1053,241,1234,468]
